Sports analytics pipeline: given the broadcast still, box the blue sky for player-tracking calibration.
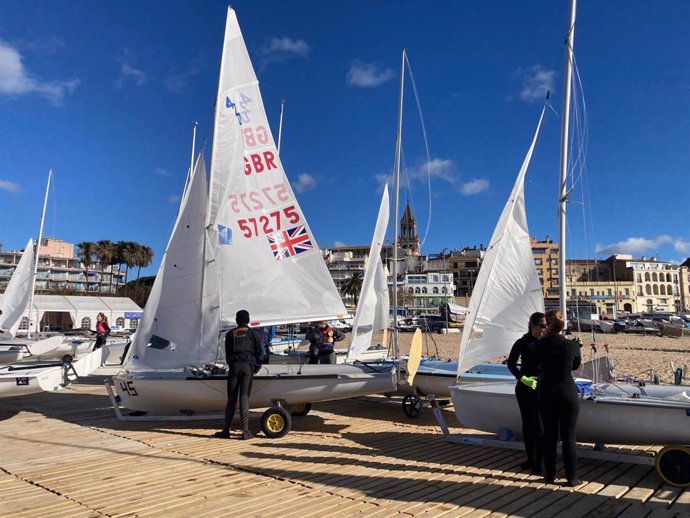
[1,0,689,275]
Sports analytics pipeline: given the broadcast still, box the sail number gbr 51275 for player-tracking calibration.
[237,206,300,238]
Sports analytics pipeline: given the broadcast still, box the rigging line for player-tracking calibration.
[403,53,432,249]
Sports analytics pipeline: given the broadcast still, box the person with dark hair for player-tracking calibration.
[536,309,582,486]
[316,321,336,364]
[94,312,110,350]
[214,309,264,440]
[507,311,546,474]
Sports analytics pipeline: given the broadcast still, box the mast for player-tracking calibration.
[558,0,577,320]
[392,49,406,359]
[27,170,51,338]
[277,99,286,154]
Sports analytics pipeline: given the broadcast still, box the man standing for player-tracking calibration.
[214,309,264,440]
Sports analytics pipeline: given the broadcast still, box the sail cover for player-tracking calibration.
[0,239,34,336]
[456,107,547,375]
[207,8,346,327]
[125,154,219,369]
[346,184,390,362]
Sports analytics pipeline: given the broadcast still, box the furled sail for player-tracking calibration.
[207,8,346,327]
[125,154,219,369]
[346,184,390,362]
[456,108,547,375]
[0,239,34,336]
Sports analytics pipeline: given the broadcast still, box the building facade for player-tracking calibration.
[0,238,126,295]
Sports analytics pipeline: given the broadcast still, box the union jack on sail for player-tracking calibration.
[267,225,314,260]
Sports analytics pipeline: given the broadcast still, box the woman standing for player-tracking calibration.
[507,312,546,474]
[536,310,582,486]
[94,312,110,349]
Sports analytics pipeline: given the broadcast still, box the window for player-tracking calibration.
[129,319,139,331]
[636,274,642,282]
[19,317,29,330]
[645,272,651,282]
[421,287,427,294]
[441,287,447,294]
[668,284,674,295]
[534,258,543,265]
[645,284,651,295]
[666,273,672,282]
[116,317,125,327]
[653,284,659,295]
[652,272,658,282]
[432,287,439,294]
[625,288,630,296]
[81,317,92,330]
[660,285,666,296]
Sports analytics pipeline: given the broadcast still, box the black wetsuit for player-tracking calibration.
[535,334,582,483]
[223,326,264,433]
[507,332,542,471]
[305,325,320,364]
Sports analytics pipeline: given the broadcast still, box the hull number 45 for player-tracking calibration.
[119,380,138,397]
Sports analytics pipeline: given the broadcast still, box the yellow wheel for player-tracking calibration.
[655,445,690,488]
[261,406,292,438]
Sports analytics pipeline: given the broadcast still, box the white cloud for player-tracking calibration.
[154,167,171,177]
[460,178,490,196]
[293,173,317,194]
[258,37,309,67]
[168,194,181,204]
[333,241,347,247]
[594,235,690,256]
[0,40,79,105]
[0,179,20,192]
[164,67,199,93]
[514,65,555,103]
[346,60,395,88]
[115,51,147,89]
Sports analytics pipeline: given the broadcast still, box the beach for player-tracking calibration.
[365,330,690,385]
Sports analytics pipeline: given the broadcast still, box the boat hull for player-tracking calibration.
[412,362,514,398]
[0,348,104,398]
[112,363,397,414]
[451,382,690,445]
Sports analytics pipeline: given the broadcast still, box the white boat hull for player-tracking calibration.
[0,348,105,398]
[412,362,514,398]
[113,363,397,414]
[451,382,690,445]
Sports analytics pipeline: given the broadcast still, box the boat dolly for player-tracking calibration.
[428,394,690,488]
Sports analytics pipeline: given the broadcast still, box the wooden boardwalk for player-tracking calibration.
[0,370,688,518]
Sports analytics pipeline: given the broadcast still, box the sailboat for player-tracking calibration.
[449,0,690,461]
[404,103,548,402]
[0,171,104,396]
[111,8,396,437]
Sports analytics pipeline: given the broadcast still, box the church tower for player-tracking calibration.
[399,201,421,255]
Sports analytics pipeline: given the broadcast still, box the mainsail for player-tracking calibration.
[125,154,219,369]
[456,107,547,375]
[0,239,35,336]
[207,8,346,327]
[346,184,390,362]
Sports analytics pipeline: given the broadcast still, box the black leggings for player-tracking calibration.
[515,383,542,468]
[540,384,579,481]
[224,362,254,432]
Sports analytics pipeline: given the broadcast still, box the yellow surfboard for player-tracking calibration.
[406,328,423,386]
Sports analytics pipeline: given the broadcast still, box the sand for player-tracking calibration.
[365,329,690,385]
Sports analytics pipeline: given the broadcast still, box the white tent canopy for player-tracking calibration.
[0,294,143,334]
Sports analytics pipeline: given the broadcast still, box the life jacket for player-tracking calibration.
[318,326,335,352]
[226,327,259,364]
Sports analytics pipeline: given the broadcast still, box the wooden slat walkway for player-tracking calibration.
[0,370,688,517]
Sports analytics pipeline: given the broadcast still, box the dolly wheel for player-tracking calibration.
[655,445,690,488]
[261,406,292,438]
[402,394,423,419]
[290,402,312,417]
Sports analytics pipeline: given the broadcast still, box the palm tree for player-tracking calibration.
[120,241,138,296]
[76,241,96,293]
[94,240,115,295]
[342,271,365,306]
[133,245,154,300]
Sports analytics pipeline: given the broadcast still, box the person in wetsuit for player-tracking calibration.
[507,311,546,474]
[536,309,582,486]
[214,309,264,440]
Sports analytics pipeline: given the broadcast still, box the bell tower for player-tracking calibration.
[400,201,420,255]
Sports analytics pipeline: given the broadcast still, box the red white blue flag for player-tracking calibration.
[267,225,314,260]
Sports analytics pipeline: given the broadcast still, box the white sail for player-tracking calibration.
[207,8,346,327]
[373,261,390,333]
[0,239,35,336]
[125,154,219,369]
[346,184,390,362]
[456,107,547,375]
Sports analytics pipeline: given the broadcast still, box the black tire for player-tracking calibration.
[656,446,690,488]
[290,402,312,417]
[261,406,292,438]
[402,394,423,419]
